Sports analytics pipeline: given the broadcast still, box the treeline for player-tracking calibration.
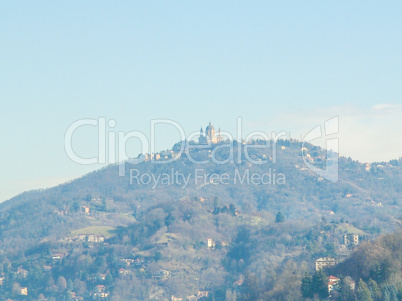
[330,230,401,285]
[299,230,402,301]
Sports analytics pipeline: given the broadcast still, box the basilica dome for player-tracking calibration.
[205,122,215,137]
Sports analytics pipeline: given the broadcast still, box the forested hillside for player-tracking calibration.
[301,230,401,301]
[0,140,400,300]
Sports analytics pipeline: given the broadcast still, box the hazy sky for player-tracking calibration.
[1,1,401,202]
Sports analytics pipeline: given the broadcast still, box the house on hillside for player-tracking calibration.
[119,268,130,275]
[51,253,66,262]
[93,285,109,298]
[87,234,105,242]
[17,267,29,278]
[207,238,215,249]
[327,275,340,293]
[343,234,359,246]
[315,257,338,271]
[197,291,209,298]
[20,287,28,295]
[78,234,87,241]
[81,206,90,214]
[120,258,135,266]
[152,269,170,279]
[145,153,161,161]
[133,258,144,266]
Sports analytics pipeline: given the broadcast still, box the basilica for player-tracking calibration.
[198,122,222,144]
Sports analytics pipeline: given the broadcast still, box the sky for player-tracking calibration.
[1,1,401,202]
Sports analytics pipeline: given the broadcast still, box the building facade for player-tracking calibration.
[315,257,338,271]
[198,122,222,144]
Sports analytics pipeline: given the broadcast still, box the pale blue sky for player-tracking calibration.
[1,1,401,202]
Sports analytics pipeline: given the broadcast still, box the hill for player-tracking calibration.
[0,139,400,300]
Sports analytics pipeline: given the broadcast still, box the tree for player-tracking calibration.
[227,226,252,262]
[12,282,21,296]
[275,211,285,223]
[356,279,373,301]
[154,251,162,261]
[243,272,259,300]
[102,197,108,211]
[105,273,114,285]
[164,213,175,227]
[367,278,381,301]
[382,289,391,301]
[225,289,237,301]
[67,278,74,291]
[338,277,356,301]
[73,278,87,295]
[38,293,46,300]
[389,285,399,301]
[57,276,68,291]
[370,260,392,283]
[71,201,81,212]
[325,243,336,257]
[46,276,55,290]
[312,269,328,299]
[301,273,313,298]
[229,203,236,216]
[213,197,220,214]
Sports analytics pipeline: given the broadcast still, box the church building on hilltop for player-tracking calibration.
[198,122,222,144]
